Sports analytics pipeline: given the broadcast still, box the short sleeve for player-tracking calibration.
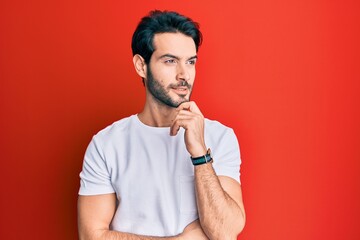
[212,129,242,184]
[78,136,115,195]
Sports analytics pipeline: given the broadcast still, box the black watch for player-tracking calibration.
[190,148,213,165]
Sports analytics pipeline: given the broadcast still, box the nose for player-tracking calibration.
[176,63,190,81]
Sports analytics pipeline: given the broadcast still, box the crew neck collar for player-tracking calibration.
[133,114,175,133]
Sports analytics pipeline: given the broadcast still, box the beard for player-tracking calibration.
[146,67,192,108]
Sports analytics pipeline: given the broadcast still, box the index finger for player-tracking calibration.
[177,101,202,115]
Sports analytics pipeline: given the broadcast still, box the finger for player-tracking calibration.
[170,120,181,136]
[177,101,193,111]
[170,114,198,136]
[176,101,191,111]
[171,110,204,135]
[176,109,196,117]
[170,117,191,136]
[171,110,198,126]
[177,101,202,115]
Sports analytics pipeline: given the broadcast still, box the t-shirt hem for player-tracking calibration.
[215,171,241,184]
[78,189,115,196]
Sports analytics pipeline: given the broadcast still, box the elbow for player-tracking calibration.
[78,229,108,240]
[78,231,93,240]
[219,223,246,240]
[78,231,90,240]
[238,210,246,231]
[227,211,246,240]
[234,217,246,238]
[232,205,246,238]
[223,222,246,240]
[234,209,246,237]
[201,226,244,240]
[203,214,245,240]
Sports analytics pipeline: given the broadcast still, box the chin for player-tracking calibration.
[179,95,190,101]
[168,94,191,107]
[176,99,190,107]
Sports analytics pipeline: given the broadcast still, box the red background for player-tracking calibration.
[1,0,359,239]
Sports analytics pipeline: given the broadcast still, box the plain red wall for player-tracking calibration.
[1,0,359,239]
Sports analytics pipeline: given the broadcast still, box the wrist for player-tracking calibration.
[191,148,213,166]
[189,146,207,158]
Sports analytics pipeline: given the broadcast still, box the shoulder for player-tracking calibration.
[92,115,136,143]
[204,118,234,134]
[204,118,237,142]
[204,118,230,129]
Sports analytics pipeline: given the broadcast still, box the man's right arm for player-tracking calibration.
[77,194,208,240]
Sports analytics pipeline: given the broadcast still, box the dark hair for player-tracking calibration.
[132,10,202,64]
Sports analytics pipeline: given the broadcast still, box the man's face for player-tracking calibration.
[145,32,197,108]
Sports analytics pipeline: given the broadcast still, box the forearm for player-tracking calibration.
[83,221,208,240]
[194,164,245,240]
[78,194,204,240]
[82,229,180,240]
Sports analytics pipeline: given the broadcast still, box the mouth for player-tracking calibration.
[171,87,189,96]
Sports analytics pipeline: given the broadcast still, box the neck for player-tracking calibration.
[138,100,177,127]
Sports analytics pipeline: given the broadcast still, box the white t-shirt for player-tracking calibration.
[79,115,241,236]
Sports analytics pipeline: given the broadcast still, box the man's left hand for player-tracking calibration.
[170,101,207,157]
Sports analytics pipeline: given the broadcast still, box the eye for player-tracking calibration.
[164,59,176,64]
[187,59,197,65]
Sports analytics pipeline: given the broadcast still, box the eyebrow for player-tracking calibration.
[158,54,198,61]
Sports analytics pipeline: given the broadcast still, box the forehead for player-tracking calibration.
[152,32,197,58]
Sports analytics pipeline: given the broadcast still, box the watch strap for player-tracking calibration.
[191,148,213,165]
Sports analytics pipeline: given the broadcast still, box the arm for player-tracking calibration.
[78,194,177,240]
[195,167,245,240]
[171,101,246,240]
[78,194,209,240]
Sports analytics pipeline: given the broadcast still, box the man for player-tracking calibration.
[78,10,245,240]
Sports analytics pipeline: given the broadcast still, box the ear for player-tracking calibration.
[133,54,147,78]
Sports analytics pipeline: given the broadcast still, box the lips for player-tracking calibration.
[171,87,189,95]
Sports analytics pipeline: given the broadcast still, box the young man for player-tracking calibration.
[78,10,245,240]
